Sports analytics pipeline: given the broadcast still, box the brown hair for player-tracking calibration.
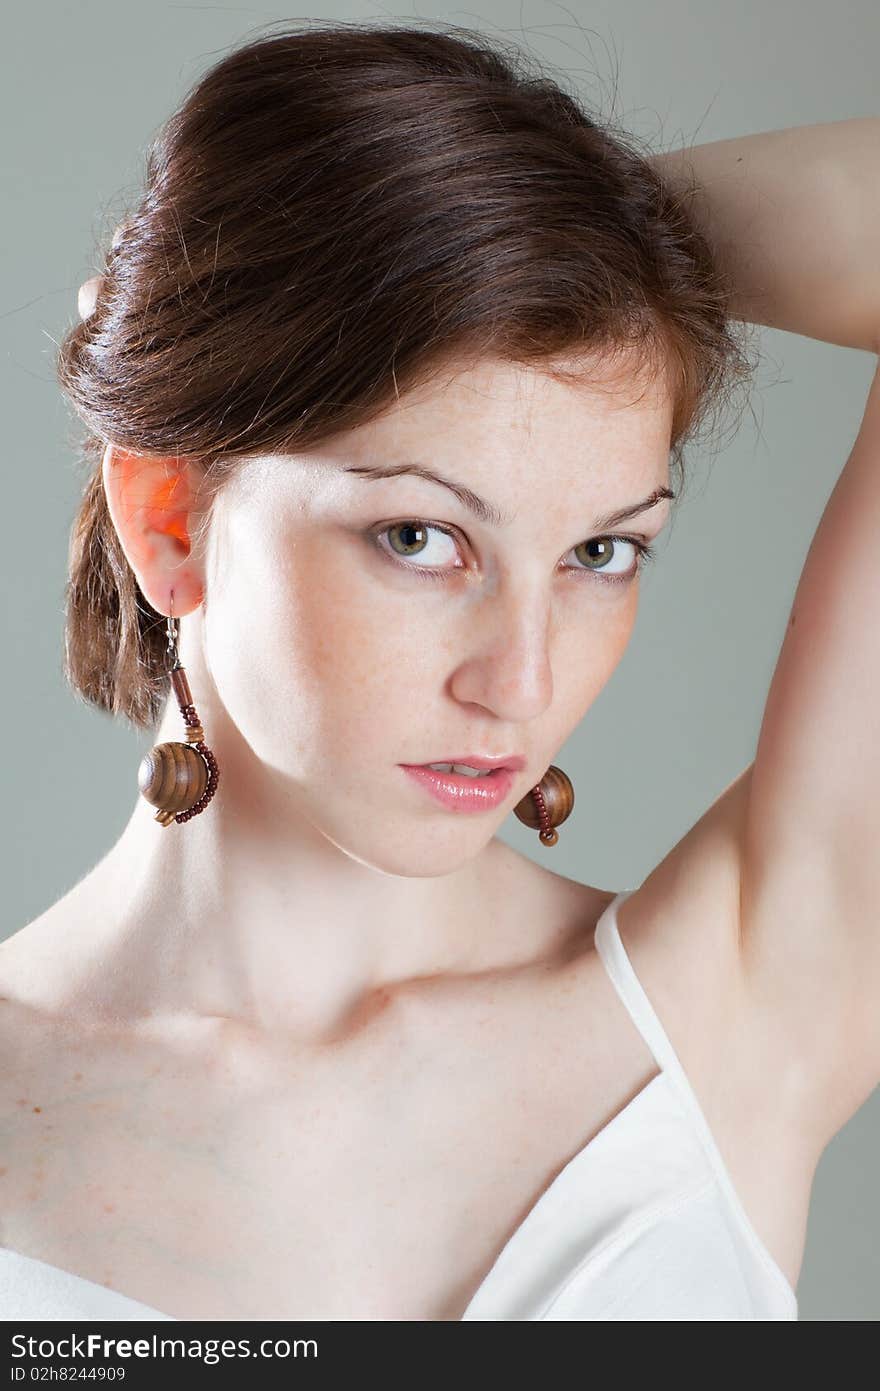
[55,19,756,733]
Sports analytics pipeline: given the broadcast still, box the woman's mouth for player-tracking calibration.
[398,763,519,811]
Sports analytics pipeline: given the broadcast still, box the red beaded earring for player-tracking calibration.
[136,593,220,826]
[512,765,574,847]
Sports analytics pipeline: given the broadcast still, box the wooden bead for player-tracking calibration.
[138,740,209,824]
[513,764,574,835]
[170,667,194,709]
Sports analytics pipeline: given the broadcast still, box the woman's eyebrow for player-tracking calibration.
[344,460,508,526]
[342,460,675,530]
[592,484,676,528]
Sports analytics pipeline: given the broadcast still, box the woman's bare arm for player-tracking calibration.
[649,117,880,353]
[648,117,880,1146]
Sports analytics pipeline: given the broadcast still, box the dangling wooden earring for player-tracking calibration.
[136,594,220,826]
[513,765,574,847]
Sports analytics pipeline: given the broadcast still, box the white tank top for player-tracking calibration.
[0,890,798,1322]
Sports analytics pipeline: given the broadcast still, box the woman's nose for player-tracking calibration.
[447,600,555,722]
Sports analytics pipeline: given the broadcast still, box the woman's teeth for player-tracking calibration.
[426,763,493,777]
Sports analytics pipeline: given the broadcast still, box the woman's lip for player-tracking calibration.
[399,763,518,811]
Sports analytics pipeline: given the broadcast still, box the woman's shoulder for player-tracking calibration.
[482,835,616,966]
[1,849,130,1012]
[0,895,80,1014]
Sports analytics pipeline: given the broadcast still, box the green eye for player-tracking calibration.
[386,522,432,556]
[567,534,657,585]
[375,521,463,579]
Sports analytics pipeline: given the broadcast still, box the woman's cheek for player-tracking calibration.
[568,597,639,709]
[292,560,434,694]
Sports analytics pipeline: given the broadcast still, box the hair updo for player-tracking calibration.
[55,19,755,733]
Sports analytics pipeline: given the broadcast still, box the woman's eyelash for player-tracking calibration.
[370,520,657,586]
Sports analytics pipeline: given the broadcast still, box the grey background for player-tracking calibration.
[3,0,878,1321]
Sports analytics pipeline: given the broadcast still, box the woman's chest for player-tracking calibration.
[0,952,660,1321]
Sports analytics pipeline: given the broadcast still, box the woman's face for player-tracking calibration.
[202,355,675,873]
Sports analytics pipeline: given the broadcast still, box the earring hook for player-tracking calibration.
[166,589,181,670]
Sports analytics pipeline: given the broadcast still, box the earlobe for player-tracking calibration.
[101,441,207,618]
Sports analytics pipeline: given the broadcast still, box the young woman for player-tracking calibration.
[2,22,877,1322]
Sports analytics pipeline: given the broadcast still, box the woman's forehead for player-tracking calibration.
[222,355,673,523]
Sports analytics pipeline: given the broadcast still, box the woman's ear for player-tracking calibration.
[101,442,207,616]
[77,275,103,321]
[77,224,129,321]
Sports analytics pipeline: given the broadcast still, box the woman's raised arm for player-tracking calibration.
[649,117,880,354]
[650,116,880,1155]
